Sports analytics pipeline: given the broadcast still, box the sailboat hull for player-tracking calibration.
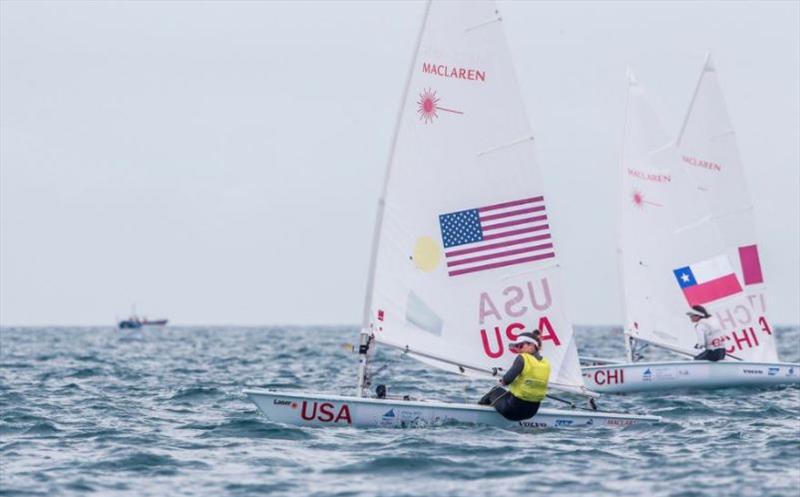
[244,389,660,429]
[582,360,800,394]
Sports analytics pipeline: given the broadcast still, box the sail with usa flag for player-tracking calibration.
[361,0,584,397]
[246,0,660,428]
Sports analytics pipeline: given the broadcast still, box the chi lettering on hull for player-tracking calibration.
[299,401,352,425]
[593,368,624,386]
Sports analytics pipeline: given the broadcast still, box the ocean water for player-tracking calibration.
[1,325,798,497]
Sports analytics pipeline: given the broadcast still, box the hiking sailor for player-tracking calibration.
[478,331,551,421]
[687,305,727,362]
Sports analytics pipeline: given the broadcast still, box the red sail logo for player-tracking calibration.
[416,88,463,124]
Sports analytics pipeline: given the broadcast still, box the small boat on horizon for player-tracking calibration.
[118,315,168,329]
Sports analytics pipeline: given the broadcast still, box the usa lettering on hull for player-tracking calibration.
[299,401,352,425]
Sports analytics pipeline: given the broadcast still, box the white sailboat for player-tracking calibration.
[581,60,799,394]
[246,0,659,429]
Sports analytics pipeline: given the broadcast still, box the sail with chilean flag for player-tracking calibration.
[617,70,748,357]
[675,53,778,362]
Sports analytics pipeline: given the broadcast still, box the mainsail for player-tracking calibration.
[675,54,778,362]
[619,71,757,358]
[361,0,587,395]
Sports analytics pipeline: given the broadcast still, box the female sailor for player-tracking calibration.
[478,332,551,421]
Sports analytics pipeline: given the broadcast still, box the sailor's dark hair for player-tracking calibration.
[691,305,710,318]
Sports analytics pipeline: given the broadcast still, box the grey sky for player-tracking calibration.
[1,1,798,326]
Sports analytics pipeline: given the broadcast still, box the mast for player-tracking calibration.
[619,70,635,363]
[676,51,712,148]
[356,0,433,397]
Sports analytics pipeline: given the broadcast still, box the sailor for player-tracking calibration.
[687,305,727,362]
[478,331,551,421]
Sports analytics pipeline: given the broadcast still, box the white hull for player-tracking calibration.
[582,360,800,394]
[245,389,660,430]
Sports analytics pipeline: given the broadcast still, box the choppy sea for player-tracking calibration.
[1,326,798,497]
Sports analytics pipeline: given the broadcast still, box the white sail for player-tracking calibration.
[363,0,587,395]
[675,54,778,362]
[619,71,753,357]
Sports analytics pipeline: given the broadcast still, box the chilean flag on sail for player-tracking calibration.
[673,255,743,306]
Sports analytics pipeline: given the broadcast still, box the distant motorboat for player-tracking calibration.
[118,316,168,329]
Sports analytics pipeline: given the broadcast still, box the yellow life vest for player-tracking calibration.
[508,353,550,402]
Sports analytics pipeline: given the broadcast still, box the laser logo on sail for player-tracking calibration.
[417,88,463,124]
[631,190,661,209]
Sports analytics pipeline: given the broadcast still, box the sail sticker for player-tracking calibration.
[412,236,441,272]
[406,291,443,336]
[681,155,722,172]
[416,88,463,124]
[672,255,743,306]
[738,245,764,285]
[438,196,554,277]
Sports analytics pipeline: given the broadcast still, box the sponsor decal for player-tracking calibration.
[681,155,722,172]
[585,418,594,426]
[593,368,624,386]
[554,419,573,427]
[627,168,671,183]
[642,368,653,381]
[380,409,396,427]
[678,369,690,377]
[421,62,486,82]
[606,418,636,426]
[654,367,676,381]
[299,401,352,425]
[742,368,764,375]
[788,367,797,377]
[768,367,780,377]
[518,420,548,428]
[273,399,291,406]
[380,408,423,428]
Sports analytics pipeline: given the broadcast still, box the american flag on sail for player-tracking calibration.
[439,196,555,277]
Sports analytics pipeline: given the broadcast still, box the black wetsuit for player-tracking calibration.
[694,348,726,362]
[478,354,542,421]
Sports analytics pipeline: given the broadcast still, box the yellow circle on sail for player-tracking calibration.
[413,236,441,272]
